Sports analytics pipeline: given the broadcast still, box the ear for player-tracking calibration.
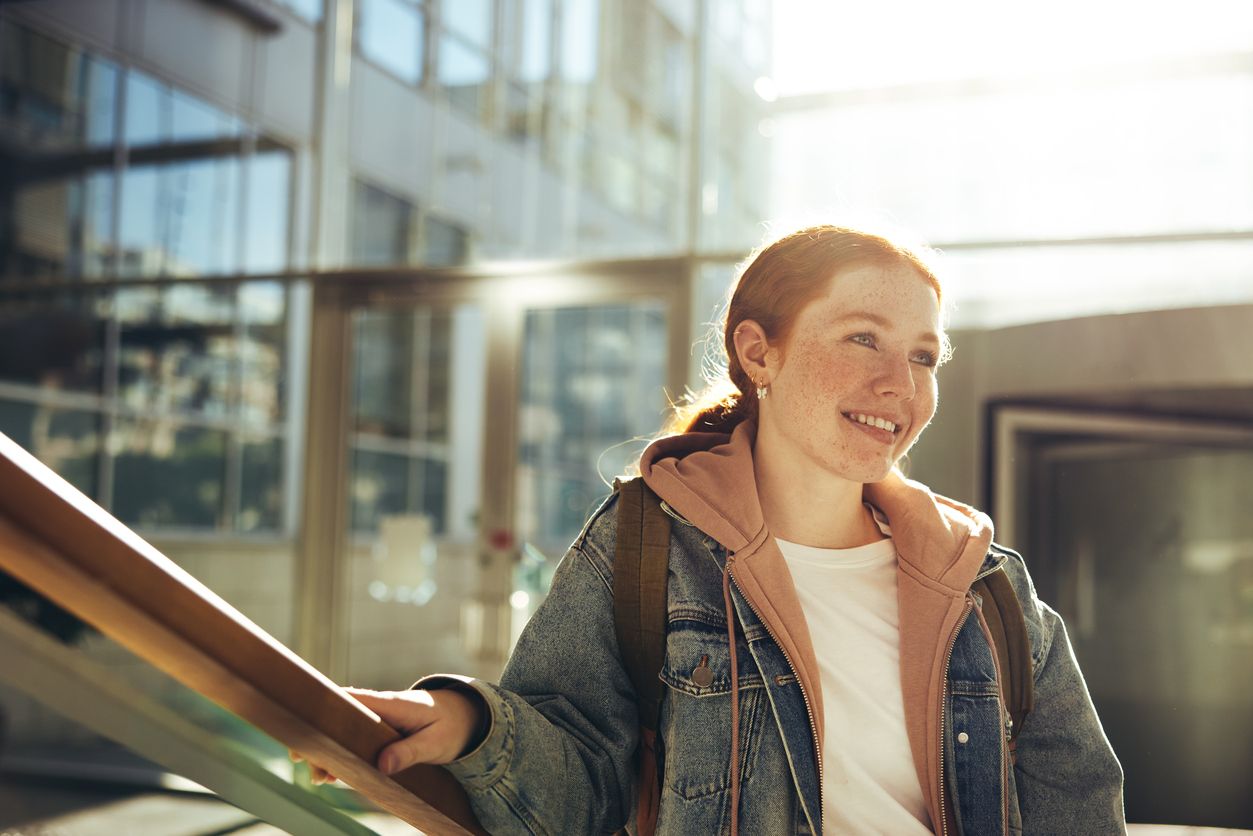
[732,319,779,384]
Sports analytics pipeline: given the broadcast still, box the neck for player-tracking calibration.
[752,430,885,550]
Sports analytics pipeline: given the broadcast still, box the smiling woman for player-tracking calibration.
[308,225,1126,836]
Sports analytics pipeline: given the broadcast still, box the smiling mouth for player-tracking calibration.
[842,412,900,433]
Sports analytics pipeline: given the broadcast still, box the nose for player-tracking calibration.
[873,353,916,400]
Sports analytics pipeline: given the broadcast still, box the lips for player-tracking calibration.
[841,411,904,445]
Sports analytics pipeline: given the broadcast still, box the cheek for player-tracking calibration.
[908,377,939,436]
[779,343,855,414]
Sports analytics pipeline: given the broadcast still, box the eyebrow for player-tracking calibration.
[835,311,941,346]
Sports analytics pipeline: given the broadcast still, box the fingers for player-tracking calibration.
[294,688,481,779]
[345,687,438,729]
[289,749,338,785]
[310,764,339,785]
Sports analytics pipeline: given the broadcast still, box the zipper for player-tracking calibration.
[726,561,824,835]
[972,594,1012,835]
[938,596,975,836]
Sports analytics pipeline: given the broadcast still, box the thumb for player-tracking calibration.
[377,732,439,774]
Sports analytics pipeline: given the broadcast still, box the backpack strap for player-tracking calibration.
[612,477,671,836]
[970,568,1035,751]
[612,477,672,735]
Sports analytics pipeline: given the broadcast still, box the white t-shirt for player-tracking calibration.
[775,534,933,834]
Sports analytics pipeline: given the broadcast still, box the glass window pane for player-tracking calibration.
[117,165,162,276]
[349,448,411,534]
[651,19,686,131]
[504,83,540,145]
[422,310,452,443]
[352,310,418,439]
[517,302,668,557]
[601,153,636,213]
[171,88,239,142]
[242,150,291,274]
[438,35,490,118]
[116,285,237,419]
[349,305,476,538]
[163,157,242,276]
[445,0,493,48]
[420,455,447,532]
[84,56,118,146]
[516,0,551,82]
[349,180,414,266]
[343,304,484,691]
[0,299,106,394]
[124,70,166,146]
[421,215,469,266]
[238,281,287,426]
[0,21,117,149]
[238,434,283,533]
[280,0,323,22]
[358,0,424,84]
[0,402,101,497]
[2,172,115,280]
[110,422,227,530]
[82,170,115,278]
[560,0,599,83]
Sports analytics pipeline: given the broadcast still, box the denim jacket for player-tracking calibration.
[422,424,1125,835]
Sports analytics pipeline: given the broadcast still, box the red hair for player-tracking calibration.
[666,225,946,435]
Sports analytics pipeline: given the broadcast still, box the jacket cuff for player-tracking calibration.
[411,673,513,791]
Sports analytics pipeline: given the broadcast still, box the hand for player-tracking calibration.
[288,686,486,783]
[346,686,485,774]
[289,748,339,786]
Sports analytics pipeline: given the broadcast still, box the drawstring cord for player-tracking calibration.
[722,560,741,836]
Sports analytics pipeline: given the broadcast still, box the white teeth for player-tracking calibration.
[847,412,897,433]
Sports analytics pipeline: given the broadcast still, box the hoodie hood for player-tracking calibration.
[639,419,995,833]
[639,420,994,587]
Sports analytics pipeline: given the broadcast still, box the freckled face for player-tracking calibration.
[759,262,943,485]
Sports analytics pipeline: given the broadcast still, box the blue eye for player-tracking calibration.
[911,351,938,368]
[850,333,876,348]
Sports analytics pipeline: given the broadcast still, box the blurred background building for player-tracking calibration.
[0,0,1250,832]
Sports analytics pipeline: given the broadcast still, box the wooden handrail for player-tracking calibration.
[0,432,485,835]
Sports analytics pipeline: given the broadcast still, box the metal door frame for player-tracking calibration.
[296,258,696,680]
[989,404,1253,551]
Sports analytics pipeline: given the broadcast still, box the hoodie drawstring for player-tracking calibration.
[722,560,741,836]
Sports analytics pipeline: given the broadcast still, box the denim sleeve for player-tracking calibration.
[417,521,639,835]
[1011,589,1127,834]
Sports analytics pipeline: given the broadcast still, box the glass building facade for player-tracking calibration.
[0,0,771,819]
[0,0,769,537]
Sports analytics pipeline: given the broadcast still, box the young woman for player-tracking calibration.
[318,226,1125,834]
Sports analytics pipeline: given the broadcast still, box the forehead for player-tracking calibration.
[804,262,941,328]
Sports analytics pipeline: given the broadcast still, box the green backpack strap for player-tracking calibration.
[971,568,1035,749]
[612,477,672,735]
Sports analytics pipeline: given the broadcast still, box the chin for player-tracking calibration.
[824,456,895,485]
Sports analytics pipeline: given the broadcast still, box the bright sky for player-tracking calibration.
[771,0,1253,96]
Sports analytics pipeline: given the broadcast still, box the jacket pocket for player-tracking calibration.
[658,614,765,801]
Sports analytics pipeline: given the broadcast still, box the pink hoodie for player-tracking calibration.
[639,420,994,833]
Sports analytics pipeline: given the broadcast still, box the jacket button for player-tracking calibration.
[957,732,970,744]
[692,655,714,688]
